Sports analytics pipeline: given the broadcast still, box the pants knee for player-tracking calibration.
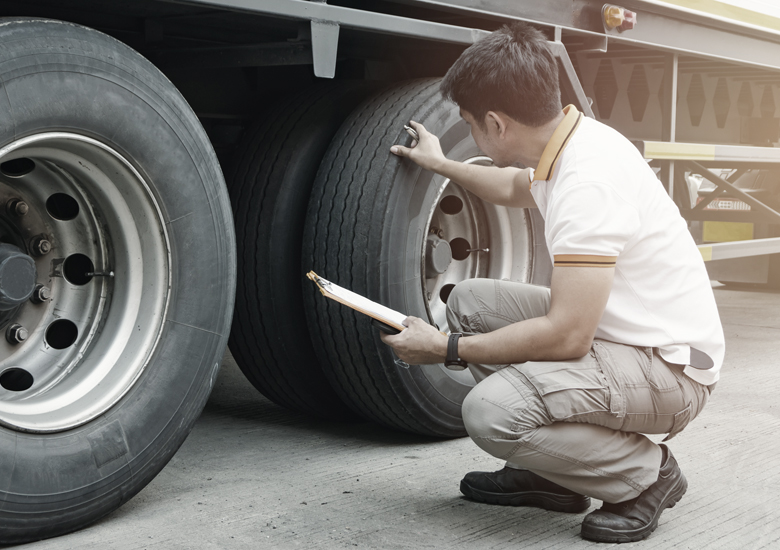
[462,382,501,441]
[446,279,483,332]
[462,376,520,455]
[462,372,550,459]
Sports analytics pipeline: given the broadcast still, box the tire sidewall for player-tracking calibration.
[380,102,475,415]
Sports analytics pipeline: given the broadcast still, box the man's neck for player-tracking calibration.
[518,110,566,168]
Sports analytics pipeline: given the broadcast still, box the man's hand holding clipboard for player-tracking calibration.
[307,271,448,366]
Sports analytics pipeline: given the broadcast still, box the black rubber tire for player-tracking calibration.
[0,19,235,544]
[302,79,549,437]
[228,83,376,420]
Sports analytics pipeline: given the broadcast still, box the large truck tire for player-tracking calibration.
[0,19,235,543]
[228,84,374,420]
[303,79,550,437]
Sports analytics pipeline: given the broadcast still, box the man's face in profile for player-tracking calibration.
[460,109,514,168]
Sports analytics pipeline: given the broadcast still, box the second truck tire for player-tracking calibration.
[229,84,375,420]
[303,79,550,437]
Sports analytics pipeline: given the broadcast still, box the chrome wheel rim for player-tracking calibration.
[0,133,170,433]
[420,154,534,386]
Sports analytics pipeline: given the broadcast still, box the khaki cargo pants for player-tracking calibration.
[447,278,710,504]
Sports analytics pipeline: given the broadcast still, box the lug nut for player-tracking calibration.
[6,199,28,217]
[32,236,52,256]
[31,284,51,304]
[6,323,28,344]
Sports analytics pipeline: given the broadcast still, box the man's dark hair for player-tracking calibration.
[440,22,561,128]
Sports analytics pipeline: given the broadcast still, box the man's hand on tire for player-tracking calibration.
[390,121,447,172]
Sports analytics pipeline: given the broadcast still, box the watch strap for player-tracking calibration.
[444,332,468,371]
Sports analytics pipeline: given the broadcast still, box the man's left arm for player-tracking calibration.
[380,266,614,365]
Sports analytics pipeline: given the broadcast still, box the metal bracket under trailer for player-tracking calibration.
[640,140,780,262]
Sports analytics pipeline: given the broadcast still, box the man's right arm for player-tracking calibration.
[435,159,536,208]
[390,122,536,209]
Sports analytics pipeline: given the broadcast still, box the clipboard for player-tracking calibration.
[307,271,407,334]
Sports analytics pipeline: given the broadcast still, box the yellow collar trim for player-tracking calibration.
[531,105,583,187]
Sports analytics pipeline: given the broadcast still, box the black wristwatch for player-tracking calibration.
[444,332,468,371]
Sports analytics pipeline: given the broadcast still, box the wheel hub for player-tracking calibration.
[420,153,535,388]
[0,133,170,433]
[422,157,493,337]
[0,244,36,311]
[425,234,452,276]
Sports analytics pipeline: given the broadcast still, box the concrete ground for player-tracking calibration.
[16,284,780,549]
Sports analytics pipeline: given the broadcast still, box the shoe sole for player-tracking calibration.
[460,480,591,513]
[580,473,688,543]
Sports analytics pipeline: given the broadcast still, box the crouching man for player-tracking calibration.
[381,21,724,543]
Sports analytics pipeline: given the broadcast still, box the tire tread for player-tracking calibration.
[304,79,457,435]
[228,85,368,419]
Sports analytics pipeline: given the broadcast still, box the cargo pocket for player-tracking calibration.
[519,355,620,424]
[662,403,692,442]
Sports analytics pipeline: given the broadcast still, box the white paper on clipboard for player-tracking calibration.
[307,271,407,332]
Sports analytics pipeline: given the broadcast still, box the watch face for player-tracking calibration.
[444,362,468,371]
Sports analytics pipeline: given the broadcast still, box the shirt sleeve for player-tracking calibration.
[547,181,640,268]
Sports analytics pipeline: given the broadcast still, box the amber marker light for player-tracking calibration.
[602,4,637,32]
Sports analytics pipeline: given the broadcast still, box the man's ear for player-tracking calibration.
[485,111,507,139]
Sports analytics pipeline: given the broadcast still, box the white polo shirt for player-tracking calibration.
[529,106,725,386]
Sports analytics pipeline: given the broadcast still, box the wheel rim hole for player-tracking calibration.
[47,193,80,221]
[45,320,79,350]
[439,284,456,304]
[439,195,463,215]
[63,254,94,285]
[0,368,34,392]
[450,238,471,261]
[0,158,35,178]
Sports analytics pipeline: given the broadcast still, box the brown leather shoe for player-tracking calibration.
[580,445,687,543]
[460,467,591,513]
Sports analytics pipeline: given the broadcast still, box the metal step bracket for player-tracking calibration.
[311,18,339,78]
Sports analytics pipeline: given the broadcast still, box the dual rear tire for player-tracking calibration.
[230,79,550,436]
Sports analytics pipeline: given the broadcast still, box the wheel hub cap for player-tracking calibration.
[425,234,452,276]
[0,244,36,311]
